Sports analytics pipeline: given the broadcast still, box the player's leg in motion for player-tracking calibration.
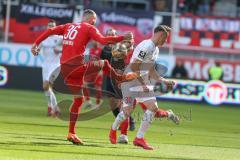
[118,118,129,144]
[139,97,179,123]
[109,79,136,145]
[93,74,103,108]
[134,99,180,149]
[42,63,60,117]
[132,99,158,150]
[67,95,84,145]
[110,98,129,144]
[83,86,93,108]
[109,103,134,145]
[43,81,58,116]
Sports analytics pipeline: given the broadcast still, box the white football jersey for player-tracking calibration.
[130,39,159,64]
[128,39,159,76]
[40,35,62,65]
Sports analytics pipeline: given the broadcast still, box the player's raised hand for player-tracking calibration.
[123,32,133,41]
[31,43,40,56]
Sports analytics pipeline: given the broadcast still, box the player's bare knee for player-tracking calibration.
[143,100,158,112]
[43,82,50,91]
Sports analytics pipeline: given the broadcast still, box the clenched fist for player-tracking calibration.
[31,43,40,56]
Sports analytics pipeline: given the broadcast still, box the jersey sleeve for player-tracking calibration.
[89,26,124,45]
[34,24,67,45]
[135,43,152,62]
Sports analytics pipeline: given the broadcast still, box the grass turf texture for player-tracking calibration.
[0,89,239,160]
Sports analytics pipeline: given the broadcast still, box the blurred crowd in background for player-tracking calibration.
[1,0,240,41]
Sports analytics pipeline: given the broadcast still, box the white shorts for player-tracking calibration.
[121,74,156,108]
[42,63,60,83]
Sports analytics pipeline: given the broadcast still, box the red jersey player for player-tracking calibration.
[31,9,138,145]
[83,41,103,108]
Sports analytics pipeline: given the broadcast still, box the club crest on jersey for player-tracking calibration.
[138,51,146,59]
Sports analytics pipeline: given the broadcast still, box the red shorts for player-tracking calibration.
[61,60,103,87]
[84,73,103,87]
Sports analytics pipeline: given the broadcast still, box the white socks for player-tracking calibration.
[112,111,126,130]
[45,90,52,107]
[50,90,57,109]
[45,89,57,110]
[136,110,155,139]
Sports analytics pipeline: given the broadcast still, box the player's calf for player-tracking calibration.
[167,110,180,125]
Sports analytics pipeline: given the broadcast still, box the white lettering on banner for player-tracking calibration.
[235,65,240,82]
[173,18,191,44]
[202,63,212,80]
[101,12,136,25]
[181,17,240,32]
[179,17,193,30]
[20,4,73,18]
[184,62,201,79]
[222,64,234,82]
[0,43,43,67]
[200,38,213,47]
[220,40,233,48]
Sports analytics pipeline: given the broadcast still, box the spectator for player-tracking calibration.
[154,0,167,12]
[208,61,223,81]
[171,61,188,79]
[178,0,187,13]
[198,0,210,15]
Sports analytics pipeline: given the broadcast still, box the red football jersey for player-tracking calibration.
[89,47,102,58]
[125,49,134,65]
[34,22,124,64]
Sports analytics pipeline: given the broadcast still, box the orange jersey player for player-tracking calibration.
[31,9,138,145]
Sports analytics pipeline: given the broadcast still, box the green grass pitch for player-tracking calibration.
[0,89,239,160]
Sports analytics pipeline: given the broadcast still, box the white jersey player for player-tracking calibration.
[109,25,180,150]
[39,20,62,117]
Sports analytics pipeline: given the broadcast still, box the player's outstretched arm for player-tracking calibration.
[89,26,133,45]
[31,24,66,56]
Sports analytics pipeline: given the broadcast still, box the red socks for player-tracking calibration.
[155,109,168,118]
[95,90,102,104]
[139,102,168,118]
[120,118,129,135]
[69,97,84,134]
[83,88,90,101]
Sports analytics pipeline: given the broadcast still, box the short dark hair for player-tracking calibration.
[216,61,221,66]
[83,9,96,16]
[154,25,171,33]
